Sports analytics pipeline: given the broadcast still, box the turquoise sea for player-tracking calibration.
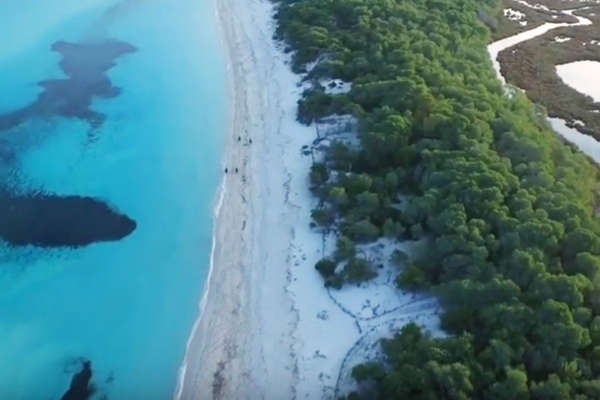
[0,0,225,398]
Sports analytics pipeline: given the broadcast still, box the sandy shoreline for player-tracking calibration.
[176,0,298,397]
[176,0,441,398]
[173,1,600,398]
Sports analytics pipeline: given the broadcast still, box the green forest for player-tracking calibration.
[275,0,600,398]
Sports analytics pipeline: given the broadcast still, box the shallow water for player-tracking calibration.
[0,0,225,399]
[548,118,600,163]
[556,60,600,102]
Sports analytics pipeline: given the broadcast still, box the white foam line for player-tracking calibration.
[173,0,234,397]
[173,174,227,400]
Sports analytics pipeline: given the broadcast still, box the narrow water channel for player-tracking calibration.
[488,7,600,163]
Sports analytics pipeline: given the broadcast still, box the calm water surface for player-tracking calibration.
[0,0,225,398]
[556,60,600,102]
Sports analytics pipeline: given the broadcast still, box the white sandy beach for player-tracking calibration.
[175,0,441,399]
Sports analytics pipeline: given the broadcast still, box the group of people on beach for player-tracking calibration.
[224,133,252,174]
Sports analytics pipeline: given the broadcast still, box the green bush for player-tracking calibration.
[315,258,337,278]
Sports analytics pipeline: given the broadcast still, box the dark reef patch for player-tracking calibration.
[0,40,136,132]
[0,191,136,247]
[61,359,95,400]
[0,39,137,248]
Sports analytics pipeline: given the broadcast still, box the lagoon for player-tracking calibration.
[556,60,600,102]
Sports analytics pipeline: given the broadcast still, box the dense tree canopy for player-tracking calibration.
[275,0,600,398]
